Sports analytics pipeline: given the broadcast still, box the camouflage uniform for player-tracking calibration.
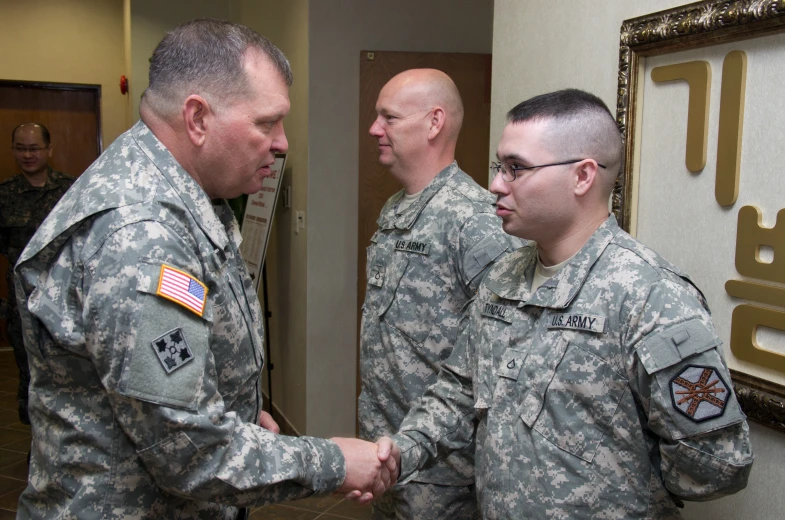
[360,163,520,519]
[0,168,73,424]
[14,121,345,519]
[393,216,753,519]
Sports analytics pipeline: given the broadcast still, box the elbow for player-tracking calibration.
[663,441,754,501]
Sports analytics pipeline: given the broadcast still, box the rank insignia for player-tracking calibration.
[670,365,729,422]
[151,328,194,374]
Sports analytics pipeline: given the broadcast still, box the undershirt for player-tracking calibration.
[530,252,575,293]
[396,189,423,214]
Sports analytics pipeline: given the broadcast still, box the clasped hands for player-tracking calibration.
[331,436,401,505]
[257,413,400,505]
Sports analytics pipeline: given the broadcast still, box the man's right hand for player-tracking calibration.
[340,436,401,503]
[330,437,398,504]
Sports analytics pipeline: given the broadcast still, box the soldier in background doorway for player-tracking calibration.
[0,123,73,424]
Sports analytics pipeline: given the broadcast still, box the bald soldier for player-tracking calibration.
[360,69,520,519]
[378,89,753,518]
[0,123,73,425]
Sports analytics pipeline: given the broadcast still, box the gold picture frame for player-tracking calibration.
[614,0,785,434]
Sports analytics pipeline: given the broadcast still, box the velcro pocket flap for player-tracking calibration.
[465,236,507,283]
[636,319,720,375]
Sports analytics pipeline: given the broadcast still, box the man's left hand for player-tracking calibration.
[258,410,280,434]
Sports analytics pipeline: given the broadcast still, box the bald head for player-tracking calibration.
[507,89,622,198]
[383,69,464,142]
[12,123,50,147]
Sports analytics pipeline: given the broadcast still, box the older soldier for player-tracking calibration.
[14,20,394,520]
[0,123,73,425]
[380,89,753,518]
[361,69,520,520]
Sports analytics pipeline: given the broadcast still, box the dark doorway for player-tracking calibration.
[0,79,102,309]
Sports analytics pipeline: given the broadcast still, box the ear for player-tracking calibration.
[573,159,600,197]
[427,107,446,141]
[183,95,211,147]
[46,145,53,159]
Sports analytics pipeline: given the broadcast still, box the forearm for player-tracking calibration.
[393,367,476,482]
[128,402,346,506]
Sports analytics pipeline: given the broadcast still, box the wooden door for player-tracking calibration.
[0,80,102,320]
[357,51,492,399]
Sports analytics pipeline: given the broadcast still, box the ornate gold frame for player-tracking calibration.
[614,0,785,434]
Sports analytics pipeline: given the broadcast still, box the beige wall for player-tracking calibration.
[128,0,234,121]
[491,1,783,518]
[307,0,494,437]
[232,0,311,435]
[0,0,128,147]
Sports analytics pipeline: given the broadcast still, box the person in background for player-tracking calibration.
[0,122,73,425]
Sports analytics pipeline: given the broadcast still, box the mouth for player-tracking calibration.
[494,202,512,217]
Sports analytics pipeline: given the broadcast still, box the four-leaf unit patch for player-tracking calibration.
[670,365,729,422]
[151,328,194,374]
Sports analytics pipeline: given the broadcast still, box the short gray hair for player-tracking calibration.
[142,19,292,118]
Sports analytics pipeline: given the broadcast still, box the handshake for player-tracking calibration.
[331,436,401,504]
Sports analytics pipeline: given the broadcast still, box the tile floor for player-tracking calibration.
[0,348,371,519]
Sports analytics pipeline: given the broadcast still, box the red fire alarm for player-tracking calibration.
[119,75,128,95]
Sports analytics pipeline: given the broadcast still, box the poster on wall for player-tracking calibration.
[239,153,286,291]
[615,0,785,433]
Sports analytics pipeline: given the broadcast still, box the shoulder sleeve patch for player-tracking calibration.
[670,365,730,422]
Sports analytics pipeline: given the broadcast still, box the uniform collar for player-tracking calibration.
[376,162,459,231]
[133,121,230,251]
[487,216,619,308]
[17,167,57,192]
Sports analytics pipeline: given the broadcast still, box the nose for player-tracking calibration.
[272,121,289,153]
[489,169,509,196]
[369,118,384,138]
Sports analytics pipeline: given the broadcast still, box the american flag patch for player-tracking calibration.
[156,265,208,317]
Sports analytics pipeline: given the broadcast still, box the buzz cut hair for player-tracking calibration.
[142,19,293,118]
[506,88,623,190]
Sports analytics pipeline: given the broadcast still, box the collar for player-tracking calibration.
[133,121,230,251]
[486,216,619,309]
[376,162,459,231]
[17,167,58,192]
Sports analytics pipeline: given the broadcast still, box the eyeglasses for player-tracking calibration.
[12,145,49,154]
[490,159,607,182]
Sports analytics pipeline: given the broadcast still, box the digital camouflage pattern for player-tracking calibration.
[14,121,346,519]
[360,163,520,518]
[393,216,753,519]
[0,168,74,422]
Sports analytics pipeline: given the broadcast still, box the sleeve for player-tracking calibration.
[393,306,478,482]
[625,279,753,501]
[77,220,345,506]
[457,212,521,294]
